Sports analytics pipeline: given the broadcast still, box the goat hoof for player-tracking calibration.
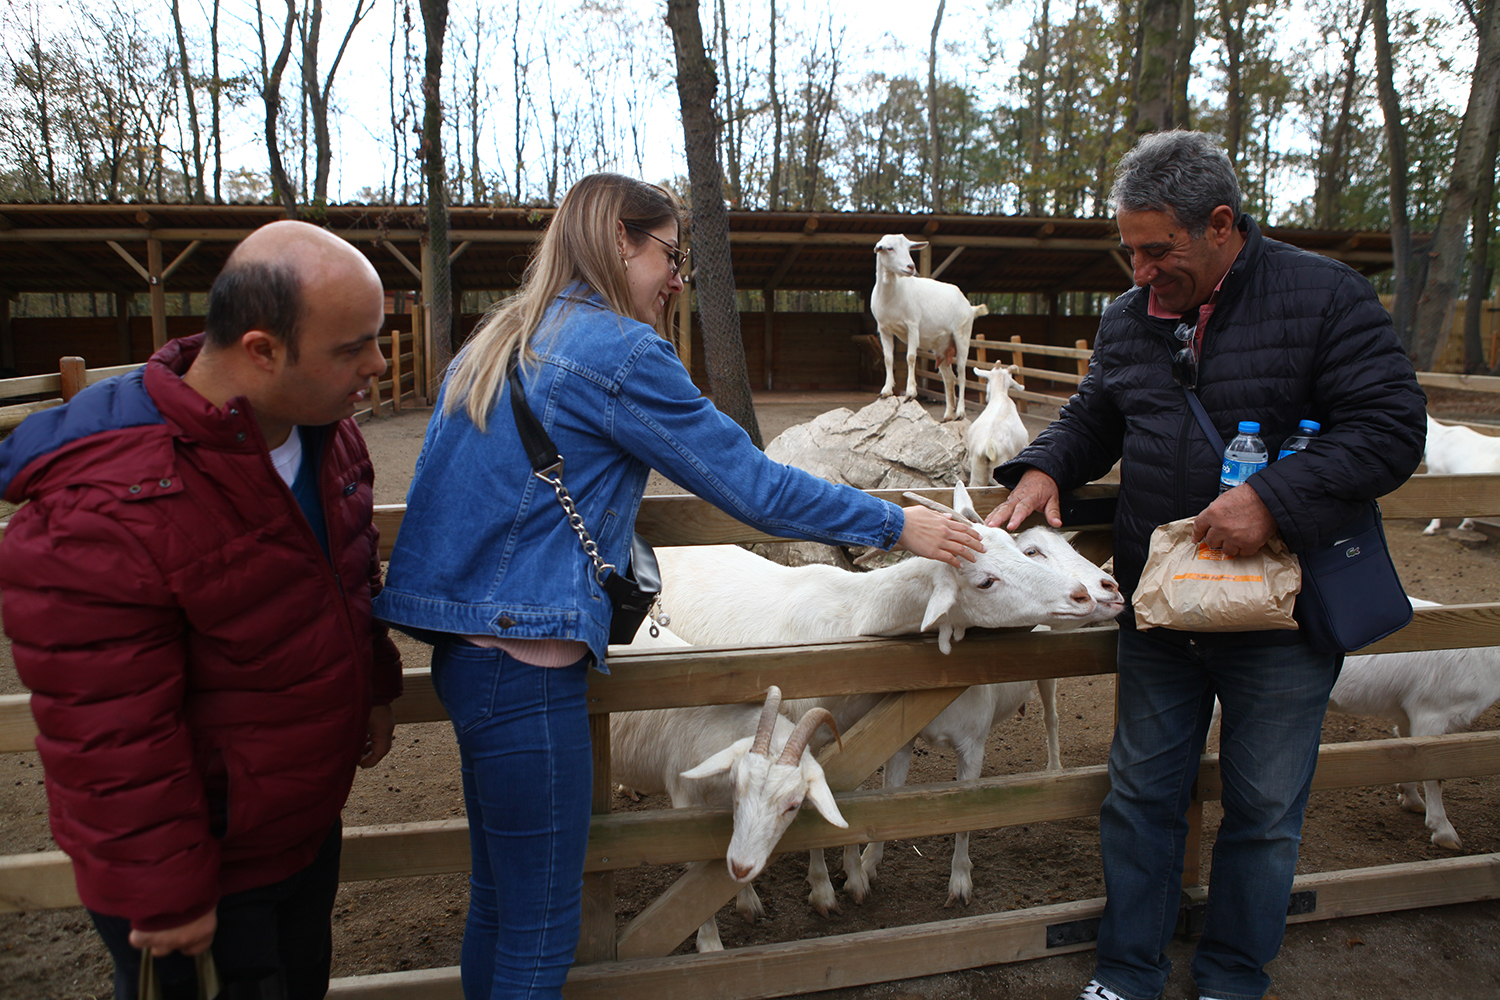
[1431,828,1463,850]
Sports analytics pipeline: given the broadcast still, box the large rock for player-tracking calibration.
[764,396,968,489]
[752,397,968,569]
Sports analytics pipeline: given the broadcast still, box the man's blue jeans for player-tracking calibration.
[1092,628,1341,1000]
[431,640,594,1000]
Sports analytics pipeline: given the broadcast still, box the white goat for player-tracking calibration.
[1327,598,1500,850]
[872,234,990,422]
[655,484,1111,914]
[966,364,1029,487]
[1422,414,1500,534]
[609,676,844,951]
[850,523,1126,907]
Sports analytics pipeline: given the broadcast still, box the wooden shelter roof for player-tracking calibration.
[0,203,1397,298]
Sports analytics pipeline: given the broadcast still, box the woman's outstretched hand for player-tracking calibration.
[892,506,985,567]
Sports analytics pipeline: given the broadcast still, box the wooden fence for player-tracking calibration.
[2,476,1499,999]
[0,322,422,432]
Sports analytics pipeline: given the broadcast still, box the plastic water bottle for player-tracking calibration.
[1219,420,1268,493]
[1277,419,1321,460]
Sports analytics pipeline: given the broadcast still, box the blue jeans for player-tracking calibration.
[431,640,594,1000]
[1092,628,1341,1000]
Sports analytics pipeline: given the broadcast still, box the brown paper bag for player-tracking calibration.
[1132,517,1301,632]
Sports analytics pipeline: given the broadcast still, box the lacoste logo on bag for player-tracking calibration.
[1345,545,1361,558]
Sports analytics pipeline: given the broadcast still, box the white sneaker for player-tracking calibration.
[1077,981,1129,1000]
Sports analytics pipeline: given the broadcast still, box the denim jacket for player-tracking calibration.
[374,287,905,666]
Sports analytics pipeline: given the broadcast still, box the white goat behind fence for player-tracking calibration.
[1422,414,1500,533]
[871,234,990,423]
[966,364,1029,487]
[1208,596,1497,850]
[653,484,1115,914]
[1327,597,1500,850]
[851,522,1125,906]
[609,651,845,950]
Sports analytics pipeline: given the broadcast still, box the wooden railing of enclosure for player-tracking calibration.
[910,334,1090,414]
[0,323,423,430]
[2,476,1500,999]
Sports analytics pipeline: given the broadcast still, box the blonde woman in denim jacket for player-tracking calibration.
[375,173,982,1000]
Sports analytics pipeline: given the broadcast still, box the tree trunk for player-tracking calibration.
[304,0,372,209]
[1220,0,1244,165]
[1029,0,1051,214]
[1171,0,1195,129]
[768,0,782,211]
[420,0,454,376]
[258,0,299,218]
[1373,0,1416,351]
[211,0,224,202]
[928,0,946,212]
[170,0,206,202]
[1465,113,1500,373]
[1133,0,1181,134]
[664,0,763,448]
[1410,0,1500,370]
[1314,0,1370,228]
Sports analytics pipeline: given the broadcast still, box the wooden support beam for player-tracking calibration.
[147,238,167,350]
[931,246,966,279]
[1109,249,1134,281]
[448,240,473,264]
[919,243,932,277]
[381,240,423,281]
[763,245,803,291]
[106,241,152,282]
[763,292,775,391]
[160,240,203,282]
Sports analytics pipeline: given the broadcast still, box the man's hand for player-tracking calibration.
[893,506,985,567]
[360,704,394,769]
[1191,483,1279,558]
[984,469,1062,531]
[128,908,216,957]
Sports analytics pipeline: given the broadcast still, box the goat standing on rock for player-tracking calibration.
[872,234,989,422]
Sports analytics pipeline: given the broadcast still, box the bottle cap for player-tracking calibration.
[1299,419,1321,432]
[1238,421,1260,434]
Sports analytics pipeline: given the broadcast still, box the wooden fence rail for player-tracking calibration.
[3,475,1500,998]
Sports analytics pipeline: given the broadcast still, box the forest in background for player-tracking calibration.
[0,0,1496,373]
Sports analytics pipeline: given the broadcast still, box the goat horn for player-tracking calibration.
[751,686,783,756]
[902,491,961,520]
[778,707,839,765]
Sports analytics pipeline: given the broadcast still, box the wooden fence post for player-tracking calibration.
[59,357,86,401]
[1075,338,1090,378]
[1009,335,1028,414]
[147,238,168,351]
[390,321,404,415]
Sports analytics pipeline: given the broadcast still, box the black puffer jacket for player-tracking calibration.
[997,215,1426,632]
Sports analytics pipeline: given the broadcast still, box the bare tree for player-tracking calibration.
[928,0,946,211]
[420,0,454,374]
[1410,0,1500,369]
[254,0,300,216]
[665,0,763,447]
[1371,0,1417,349]
[299,0,376,210]
[1464,114,1499,373]
[768,0,784,210]
[1311,0,1371,228]
[169,0,206,202]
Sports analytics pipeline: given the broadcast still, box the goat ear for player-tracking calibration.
[681,736,753,779]
[951,482,982,523]
[921,573,959,632]
[802,771,848,829]
[909,240,930,251]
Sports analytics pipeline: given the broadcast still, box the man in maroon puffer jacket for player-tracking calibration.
[0,220,403,999]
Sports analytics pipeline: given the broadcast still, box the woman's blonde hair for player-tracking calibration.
[443,173,685,429]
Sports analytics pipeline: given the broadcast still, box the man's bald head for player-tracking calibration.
[204,220,379,361]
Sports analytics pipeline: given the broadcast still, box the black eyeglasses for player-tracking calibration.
[1171,321,1198,389]
[623,222,690,277]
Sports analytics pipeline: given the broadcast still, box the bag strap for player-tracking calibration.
[506,356,617,585]
[1183,387,1226,454]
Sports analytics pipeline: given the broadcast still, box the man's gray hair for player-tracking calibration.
[1110,131,1242,237]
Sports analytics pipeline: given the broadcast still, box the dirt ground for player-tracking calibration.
[2,388,1498,999]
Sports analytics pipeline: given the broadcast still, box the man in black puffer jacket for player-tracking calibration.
[989,131,1425,1000]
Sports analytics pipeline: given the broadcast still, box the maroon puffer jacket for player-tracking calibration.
[0,334,402,931]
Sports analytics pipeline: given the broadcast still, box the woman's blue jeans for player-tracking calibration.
[1092,628,1341,1000]
[431,640,594,1000]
